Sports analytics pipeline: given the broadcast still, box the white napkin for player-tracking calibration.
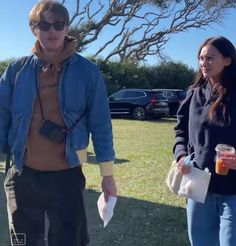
[97,192,117,228]
[178,167,211,203]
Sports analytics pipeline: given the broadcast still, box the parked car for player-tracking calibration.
[153,89,187,116]
[108,89,169,120]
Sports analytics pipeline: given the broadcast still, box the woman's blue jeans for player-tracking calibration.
[187,192,236,246]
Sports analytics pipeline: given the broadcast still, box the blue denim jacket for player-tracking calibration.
[0,54,115,170]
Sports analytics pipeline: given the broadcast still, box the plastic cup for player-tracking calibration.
[215,144,235,175]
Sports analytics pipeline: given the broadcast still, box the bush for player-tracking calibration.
[0,58,196,95]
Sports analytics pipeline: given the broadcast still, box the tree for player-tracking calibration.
[61,0,236,63]
[148,61,195,89]
[0,60,12,77]
[94,59,195,94]
[96,59,150,94]
[0,58,194,95]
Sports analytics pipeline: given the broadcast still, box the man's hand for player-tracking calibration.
[102,175,117,201]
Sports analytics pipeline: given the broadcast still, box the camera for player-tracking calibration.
[39,120,67,143]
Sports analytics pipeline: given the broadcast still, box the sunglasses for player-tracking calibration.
[34,21,66,31]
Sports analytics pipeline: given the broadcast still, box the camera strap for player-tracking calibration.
[35,75,47,124]
[35,71,86,132]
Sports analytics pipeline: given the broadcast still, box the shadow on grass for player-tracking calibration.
[111,115,177,124]
[0,166,189,246]
[0,164,10,246]
[85,189,189,246]
[145,117,177,124]
[87,152,130,165]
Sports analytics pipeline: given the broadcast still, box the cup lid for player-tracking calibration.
[215,144,235,153]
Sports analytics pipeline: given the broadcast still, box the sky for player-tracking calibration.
[0,1,236,70]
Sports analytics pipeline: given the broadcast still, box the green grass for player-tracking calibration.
[0,164,10,246]
[0,118,189,246]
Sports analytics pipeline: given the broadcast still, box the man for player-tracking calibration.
[0,1,116,245]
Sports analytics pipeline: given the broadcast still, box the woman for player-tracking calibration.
[174,36,236,245]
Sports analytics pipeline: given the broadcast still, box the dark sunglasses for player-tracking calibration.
[34,21,66,31]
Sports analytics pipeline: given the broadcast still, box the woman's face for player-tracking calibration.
[31,11,68,53]
[199,44,231,84]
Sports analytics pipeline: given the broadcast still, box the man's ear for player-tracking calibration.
[31,26,37,36]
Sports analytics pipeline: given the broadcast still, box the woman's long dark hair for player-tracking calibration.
[192,36,236,123]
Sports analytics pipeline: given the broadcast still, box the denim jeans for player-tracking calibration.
[187,192,236,246]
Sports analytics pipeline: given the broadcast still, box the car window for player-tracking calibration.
[125,91,146,98]
[154,92,167,100]
[165,91,172,98]
[110,90,127,99]
[176,91,187,99]
[152,90,165,97]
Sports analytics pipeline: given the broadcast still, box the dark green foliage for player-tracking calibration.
[96,60,152,94]
[95,59,195,95]
[148,61,195,90]
[0,60,12,77]
[0,58,195,95]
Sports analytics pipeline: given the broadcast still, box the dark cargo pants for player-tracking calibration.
[4,165,89,246]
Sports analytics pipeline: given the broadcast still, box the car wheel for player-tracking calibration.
[132,106,146,120]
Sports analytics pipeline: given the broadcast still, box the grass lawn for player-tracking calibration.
[0,164,10,246]
[0,118,189,246]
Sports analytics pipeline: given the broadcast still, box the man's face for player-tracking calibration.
[31,11,68,53]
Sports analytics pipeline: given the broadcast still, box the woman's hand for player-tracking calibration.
[221,153,236,170]
[177,156,191,174]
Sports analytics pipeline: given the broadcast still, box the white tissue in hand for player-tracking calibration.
[97,193,117,228]
[178,167,211,203]
[178,180,192,196]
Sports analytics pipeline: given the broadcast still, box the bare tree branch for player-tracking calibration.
[66,0,236,63]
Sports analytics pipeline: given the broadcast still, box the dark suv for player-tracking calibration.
[154,89,186,116]
[108,89,169,120]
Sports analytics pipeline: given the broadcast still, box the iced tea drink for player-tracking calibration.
[215,158,229,175]
[215,144,235,175]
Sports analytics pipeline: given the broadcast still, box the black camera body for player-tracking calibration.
[39,120,67,143]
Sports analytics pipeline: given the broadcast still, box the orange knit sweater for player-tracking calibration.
[24,37,78,171]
